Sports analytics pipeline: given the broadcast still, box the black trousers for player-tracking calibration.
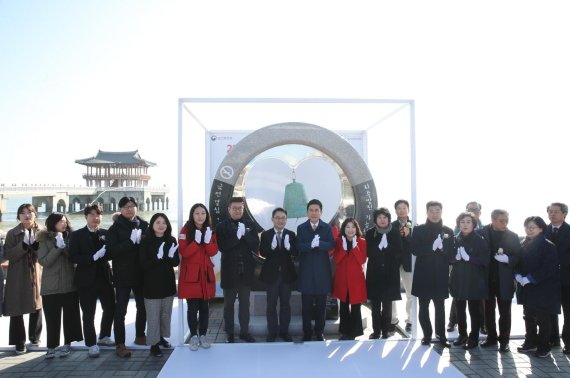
[524,305,551,352]
[78,280,116,347]
[114,286,146,344]
[266,274,292,336]
[223,284,251,335]
[370,299,392,336]
[9,309,43,346]
[339,293,363,338]
[302,293,326,336]
[187,299,209,336]
[456,299,482,342]
[42,292,83,349]
[485,282,512,344]
[418,297,446,341]
[562,286,570,346]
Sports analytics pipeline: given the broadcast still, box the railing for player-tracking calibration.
[82,174,151,181]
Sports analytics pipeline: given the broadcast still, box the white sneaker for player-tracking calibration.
[88,345,100,358]
[44,348,56,359]
[97,336,116,346]
[189,335,199,351]
[199,335,211,349]
[58,344,71,357]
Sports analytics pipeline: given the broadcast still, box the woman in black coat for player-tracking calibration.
[365,208,402,339]
[515,216,560,358]
[450,212,490,349]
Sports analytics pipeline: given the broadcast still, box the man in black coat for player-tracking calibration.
[258,207,297,342]
[216,197,260,343]
[106,196,148,358]
[69,204,116,358]
[545,202,570,352]
[411,201,454,348]
[478,209,520,352]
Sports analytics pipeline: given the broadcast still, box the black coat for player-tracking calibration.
[216,218,260,289]
[478,225,521,300]
[258,228,298,285]
[515,235,561,314]
[106,215,149,288]
[365,226,402,301]
[69,226,113,288]
[139,236,180,299]
[545,222,570,287]
[392,220,413,272]
[411,221,454,300]
[449,231,490,300]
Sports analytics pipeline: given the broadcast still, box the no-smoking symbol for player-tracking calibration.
[220,165,234,180]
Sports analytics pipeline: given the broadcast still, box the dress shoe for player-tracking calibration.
[369,332,380,340]
[302,334,312,342]
[280,333,293,342]
[535,349,551,358]
[480,339,498,348]
[517,342,537,353]
[266,334,276,342]
[550,339,561,347]
[239,333,256,343]
[563,346,570,355]
[453,335,468,346]
[115,344,131,358]
[447,322,456,332]
[499,343,510,353]
[463,339,478,350]
[421,337,431,346]
[150,344,163,357]
[339,334,354,340]
[479,326,487,335]
[134,336,147,346]
[226,334,235,343]
[405,323,412,332]
[315,334,325,341]
[439,339,451,348]
[158,337,172,348]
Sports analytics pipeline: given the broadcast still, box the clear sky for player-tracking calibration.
[1,0,569,234]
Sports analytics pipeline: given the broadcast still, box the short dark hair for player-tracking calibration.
[547,202,568,215]
[340,217,363,238]
[84,203,103,216]
[373,207,391,223]
[17,203,36,220]
[45,212,72,234]
[456,211,477,229]
[229,197,244,206]
[491,209,509,220]
[118,196,137,208]
[524,216,548,231]
[307,199,322,211]
[394,199,409,210]
[426,201,442,211]
[272,207,287,217]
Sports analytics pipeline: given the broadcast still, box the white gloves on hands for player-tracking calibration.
[271,234,278,250]
[130,229,142,244]
[236,222,246,239]
[195,229,202,244]
[55,232,65,249]
[93,245,106,261]
[311,235,320,249]
[456,248,462,261]
[459,246,470,261]
[378,233,388,250]
[23,229,35,245]
[168,243,178,258]
[342,236,348,251]
[283,234,290,250]
[432,235,443,251]
[204,227,212,244]
[157,242,165,259]
[515,274,530,286]
[494,254,509,264]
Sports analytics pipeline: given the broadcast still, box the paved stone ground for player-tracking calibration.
[3,298,570,377]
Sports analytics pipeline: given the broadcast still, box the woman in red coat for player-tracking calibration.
[332,218,367,340]
[178,203,218,351]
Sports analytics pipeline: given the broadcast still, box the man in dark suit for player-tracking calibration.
[478,209,520,353]
[545,202,570,352]
[297,199,335,341]
[216,197,260,343]
[259,207,298,342]
[69,203,115,358]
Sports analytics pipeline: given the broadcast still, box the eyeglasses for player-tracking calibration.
[525,225,539,231]
[122,205,136,210]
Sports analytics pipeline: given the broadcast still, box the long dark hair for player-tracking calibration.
[146,213,173,241]
[45,212,72,238]
[184,203,212,236]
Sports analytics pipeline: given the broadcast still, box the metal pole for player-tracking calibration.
[409,100,418,341]
[177,99,185,346]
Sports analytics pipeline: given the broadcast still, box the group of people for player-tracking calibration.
[1,195,569,361]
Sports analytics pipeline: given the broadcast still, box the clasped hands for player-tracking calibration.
[157,242,178,259]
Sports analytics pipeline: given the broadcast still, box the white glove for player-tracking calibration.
[459,246,470,261]
[311,234,320,249]
[342,236,348,251]
[456,248,462,261]
[271,234,278,250]
[432,234,443,251]
[136,229,142,244]
[130,229,138,244]
[378,233,388,250]
[519,276,530,286]
[515,273,523,284]
[494,254,509,264]
[195,229,202,244]
[283,234,290,250]
[204,227,212,244]
[168,243,178,258]
[23,229,31,245]
[236,222,246,239]
[55,232,65,249]
[93,245,106,261]
[157,242,165,259]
